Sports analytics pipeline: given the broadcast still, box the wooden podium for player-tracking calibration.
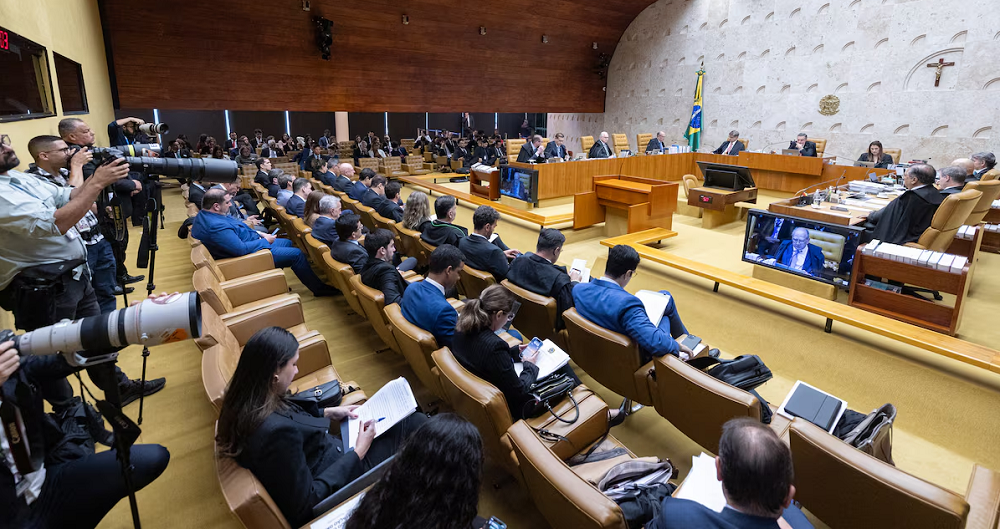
[574,175,678,235]
[469,168,499,201]
[688,186,758,229]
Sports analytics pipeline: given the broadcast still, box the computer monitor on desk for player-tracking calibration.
[696,161,756,191]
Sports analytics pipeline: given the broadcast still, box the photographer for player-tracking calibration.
[107,117,152,228]
[0,135,165,410]
[59,118,145,289]
[0,338,170,528]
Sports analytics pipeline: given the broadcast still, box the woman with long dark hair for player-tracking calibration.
[345,414,484,529]
[858,140,893,168]
[217,327,426,527]
[303,190,326,227]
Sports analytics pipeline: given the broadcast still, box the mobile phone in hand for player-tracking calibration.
[521,337,544,359]
[486,516,507,529]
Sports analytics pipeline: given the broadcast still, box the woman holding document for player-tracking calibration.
[216,327,426,527]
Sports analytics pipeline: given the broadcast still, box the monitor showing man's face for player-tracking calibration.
[791,228,809,251]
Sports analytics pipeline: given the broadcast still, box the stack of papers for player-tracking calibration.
[514,339,571,378]
[571,258,592,283]
[635,290,671,327]
[862,240,968,274]
[309,492,365,529]
[344,377,417,449]
[675,453,726,512]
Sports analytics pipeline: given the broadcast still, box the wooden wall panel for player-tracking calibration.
[99,0,653,113]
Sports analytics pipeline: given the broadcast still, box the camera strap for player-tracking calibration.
[0,377,39,476]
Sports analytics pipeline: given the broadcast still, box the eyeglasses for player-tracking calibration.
[0,135,10,147]
[40,146,72,155]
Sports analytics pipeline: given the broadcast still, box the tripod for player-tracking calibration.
[89,362,144,529]
[134,178,164,425]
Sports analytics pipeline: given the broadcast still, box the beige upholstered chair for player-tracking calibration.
[611,133,630,155]
[190,245,275,282]
[805,229,847,263]
[580,136,595,154]
[884,148,902,164]
[679,174,703,218]
[906,190,982,251]
[636,133,652,153]
[192,266,296,317]
[507,139,526,160]
[562,308,654,406]
[348,274,400,354]
[385,304,446,400]
[458,265,496,300]
[500,279,567,349]
[961,180,1000,225]
[812,138,828,157]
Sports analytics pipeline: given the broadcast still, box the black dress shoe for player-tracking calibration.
[708,348,721,359]
[120,274,145,285]
[113,285,135,295]
[119,377,167,407]
[609,398,631,428]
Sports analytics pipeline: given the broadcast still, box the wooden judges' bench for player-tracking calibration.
[574,175,678,235]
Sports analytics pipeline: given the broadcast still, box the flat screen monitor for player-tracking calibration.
[742,209,865,290]
[498,165,538,204]
[696,161,755,191]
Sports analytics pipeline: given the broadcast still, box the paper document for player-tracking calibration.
[514,339,570,378]
[309,491,365,529]
[675,453,727,513]
[570,259,592,283]
[635,290,671,327]
[346,377,418,448]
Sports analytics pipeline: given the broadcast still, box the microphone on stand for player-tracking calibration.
[794,170,847,197]
[760,140,789,154]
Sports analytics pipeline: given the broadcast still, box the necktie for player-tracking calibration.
[724,142,733,155]
[792,249,801,269]
[772,218,783,238]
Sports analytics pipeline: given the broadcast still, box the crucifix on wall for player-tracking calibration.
[926,58,955,87]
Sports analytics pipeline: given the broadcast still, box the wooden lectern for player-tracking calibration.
[688,186,759,229]
[574,175,678,235]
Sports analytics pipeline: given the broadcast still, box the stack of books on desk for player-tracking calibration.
[847,180,888,195]
[862,240,968,274]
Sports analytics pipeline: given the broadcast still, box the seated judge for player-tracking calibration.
[400,244,465,348]
[970,152,996,181]
[788,133,817,157]
[361,175,387,209]
[646,131,668,154]
[360,229,410,306]
[647,418,812,529]
[544,133,569,160]
[311,195,342,246]
[458,206,520,281]
[764,228,825,276]
[858,140,893,168]
[376,181,405,223]
[330,213,367,273]
[517,135,545,163]
[334,163,355,193]
[348,168,375,201]
[506,229,582,330]
[937,165,967,195]
[712,130,745,156]
[573,245,695,363]
[216,327,426,528]
[284,178,313,218]
[192,189,335,296]
[421,195,468,247]
[864,163,942,245]
[276,174,294,207]
[588,131,614,159]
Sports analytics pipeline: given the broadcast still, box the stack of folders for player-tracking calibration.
[863,240,968,274]
[955,225,979,240]
[777,381,847,434]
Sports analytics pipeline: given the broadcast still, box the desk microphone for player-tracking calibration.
[795,170,847,197]
[760,140,788,154]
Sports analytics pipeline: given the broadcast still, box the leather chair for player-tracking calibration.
[981,168,999,182]
[400,139,415,151]
[562,308,654,406]
[449,158,464,172]
[431,347,610,475]
[195,297,319,353]
[214,422,293,529]
[403,154,430,175]
[302,234,335,285]
[612,133,630,156]
[382,157,408,178]
[289,217,312,254]
[649,354,760,454]
[396,224,430,268]
[500,280,567,349]
[636,133,652,153]
[738,138,749,150]
[348,274,400,354]
[906,189,982,251]
[680,174,703,218]
[812,138,828,157]
[580,136,594,154]
[459,264,496,300]
[884,148,902,164]
[192,266,297,317]
[789,418,972,529]
[318,253,365,316]
[191,245,275,282]
[354,204,379,234]
[507,420,636,529]
[805,229,846,263]
[385,303,446,400]
[355,157,380,175]
[507,139,526,160]
[962,180,1000,225]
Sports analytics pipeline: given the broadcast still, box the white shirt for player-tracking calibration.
[424,277,446,296]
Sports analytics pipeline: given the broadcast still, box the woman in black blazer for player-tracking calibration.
[858,140,894,168]
[216,327,426,527]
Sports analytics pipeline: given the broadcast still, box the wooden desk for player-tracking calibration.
[983,208,1000,253]
[574,175,678,234]
[688,186,758,229]
[469,168,499,201]
[768,192,895,226]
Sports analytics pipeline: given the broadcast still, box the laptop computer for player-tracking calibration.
[855,161,877,168]
[781,149,801,156]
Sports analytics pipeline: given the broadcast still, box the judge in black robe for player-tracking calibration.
[864,164,942,245]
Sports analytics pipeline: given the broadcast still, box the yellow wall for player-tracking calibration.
[0,0,115,170]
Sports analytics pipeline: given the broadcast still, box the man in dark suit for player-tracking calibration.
[517,135,545,163]
[452,138,473,169]
[646,131,667,154]
[400,244,465,348]
[461,112,475,138]
[284,178,312,218]
[507,229,582,330]
[472,137,491,165]
[544,133,568,160]
[251,129,266,149]
[647,418,811,529]
[360,229,410,306]
[224,132,239,154]
[187,177,223,210]
[766,228,826,276]
[754,214,795,257]
[589,131,613,159]
[421,195,469,247]
[376,181,405,222]
[788,133,817,157]
[713,130,745,156]
[458,206,521,281]
[316,159,340,187]
[970,152,996,181]
[865,163,942,245]
[489,137,507,165]
[937,165,966,195]
[333,163,355,193]
[330,213,367,273]
[349,168,375,201]
[311,195,342,246]
[362,175,387,209]
[260,141,281,159]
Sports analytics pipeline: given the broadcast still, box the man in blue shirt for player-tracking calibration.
[400,244,465,348]
[572,244,694,363]
[191,189,335,296]
[647,418,812,529]
[284,178,312,218]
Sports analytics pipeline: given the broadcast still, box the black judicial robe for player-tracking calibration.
[867,185,943,245]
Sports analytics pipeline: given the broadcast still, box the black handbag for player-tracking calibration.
[687,355,772,391]
[288,381,343,409]
[523,374,578,442]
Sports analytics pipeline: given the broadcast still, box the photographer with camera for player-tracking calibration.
[59,118,146,290]
[108,117,155,228]
[0,135,166,411]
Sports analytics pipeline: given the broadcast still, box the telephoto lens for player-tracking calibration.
[126,156,238,183]
[138,123,169,136]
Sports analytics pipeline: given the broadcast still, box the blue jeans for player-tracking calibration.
[87,239,119,313]
[269,239,335,295]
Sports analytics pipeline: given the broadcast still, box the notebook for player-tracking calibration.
[342,377,418,449]
[635,290,671,327]
[777,381,847,434]
[513,339,570,378]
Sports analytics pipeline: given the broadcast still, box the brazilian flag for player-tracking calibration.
[684,68,705,151]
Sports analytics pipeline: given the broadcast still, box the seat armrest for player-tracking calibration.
[221,299,307,345]
[965,464,1000,529]
[221,269,289,307]
[632,360,655,406]
[216,250,275,279]
[400,270,417,280]
[447,298,465,311]
[404,274,424,284]
[312,456,395,518]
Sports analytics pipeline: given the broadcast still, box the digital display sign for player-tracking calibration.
[0,29,9,51]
